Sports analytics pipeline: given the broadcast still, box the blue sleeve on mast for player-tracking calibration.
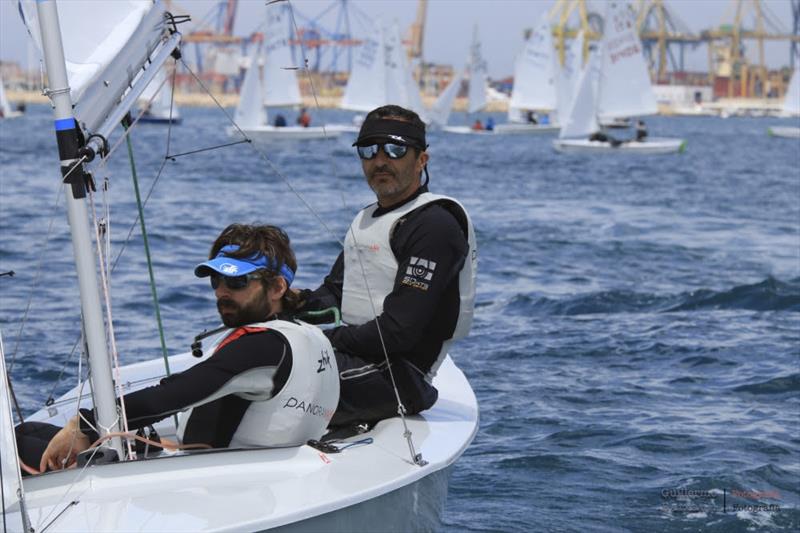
[54,118,76,131]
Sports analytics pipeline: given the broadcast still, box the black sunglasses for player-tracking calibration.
[210,271,263,291]
[357,143,411,160]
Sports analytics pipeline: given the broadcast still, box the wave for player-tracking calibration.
[507,277,800,316]
[732,373,800,395]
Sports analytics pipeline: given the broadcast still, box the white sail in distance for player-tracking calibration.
[597,1,657,120]
[783,68,800,115]
[558,48,600,139]
[0,76,16,117]
[139,66,181,120]
[383,21,425,116]
[556,31,584,123]
[262,1,302,107]
[467,25,488,114]
[341,26,388,112]
[236,47,268,128]
[428,69,464,127]
[509,15,557,112]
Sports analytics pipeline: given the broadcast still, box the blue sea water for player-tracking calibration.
[1,105,798,532]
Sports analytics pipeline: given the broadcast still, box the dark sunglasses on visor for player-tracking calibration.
[210,271,263,290]
[357,143,410,160]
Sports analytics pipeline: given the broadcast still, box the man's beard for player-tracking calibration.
[217,296,272,327]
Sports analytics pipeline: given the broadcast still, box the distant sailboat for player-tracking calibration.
[768,68,800,138]
[137,66,181,124]
[553,1,686,154]
[0,75,23,119]
[330,20,426,133]
[438,26,496,135]
[232,2,340,141]
[494,15,560,135]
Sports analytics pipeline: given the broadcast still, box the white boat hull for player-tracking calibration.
[441,125,495,135]
[0,110,23,119]
[492,123,560,135]
[553,137,687,154]
[5,354,477,532]
[323,123,361,134]
[768,126,800,138]
[231,125,342,142]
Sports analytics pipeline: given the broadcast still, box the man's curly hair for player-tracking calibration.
[209,224,301,313]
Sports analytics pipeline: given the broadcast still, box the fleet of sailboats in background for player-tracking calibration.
[232,2,339,141]
[328,20,427,133]
[767,67,800,138]
[553,1,686,154]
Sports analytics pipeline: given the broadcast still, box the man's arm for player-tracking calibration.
[77,331,288,435]
[325,205,467,362]
[298,251,344,322]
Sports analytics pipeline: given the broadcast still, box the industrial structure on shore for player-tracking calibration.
[1,0,799,108]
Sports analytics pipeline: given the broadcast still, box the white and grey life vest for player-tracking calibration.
[341,192,477,377]
[177,319,339,448]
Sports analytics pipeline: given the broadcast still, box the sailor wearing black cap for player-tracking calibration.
[299,104,477,427]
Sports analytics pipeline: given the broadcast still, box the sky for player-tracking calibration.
[0,0,796,79]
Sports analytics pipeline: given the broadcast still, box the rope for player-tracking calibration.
[87,174,134,460]
[121,121,171,378]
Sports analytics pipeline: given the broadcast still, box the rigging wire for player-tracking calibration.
[285,0,426,466]
[87,172,135,460]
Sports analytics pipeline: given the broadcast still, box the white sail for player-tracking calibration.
[596,1,657,119]
[558,48,600,139]
[1,334,27,532]
[139,66,181,120]
[262,2,302,108]
[509,15,557,112]
[404,56,426,118]
[428,69,463,127]
[341,27,387,112]
[0,75,14,117]
[556,31,584,123]
[783,68,800,115]
[19,0,151,101]
[467,25,488,114]
[235,48,268,128]
[384,21,425,115]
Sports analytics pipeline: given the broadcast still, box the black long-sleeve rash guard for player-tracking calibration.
[303,186,469,373]
[79,326,291,448]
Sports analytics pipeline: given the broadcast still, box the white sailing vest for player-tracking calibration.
[177,319,339,448]
[341,193,477,377]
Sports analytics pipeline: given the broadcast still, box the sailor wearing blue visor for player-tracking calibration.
[21,224,338,472]
[195,242,296,327]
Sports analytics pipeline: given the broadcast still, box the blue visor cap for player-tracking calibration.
[194,244,295,286]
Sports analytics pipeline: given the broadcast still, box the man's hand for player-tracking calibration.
[39,416,91,472]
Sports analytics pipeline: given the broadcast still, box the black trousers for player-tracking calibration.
[15,421,62,474]
[331,351,438,427]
